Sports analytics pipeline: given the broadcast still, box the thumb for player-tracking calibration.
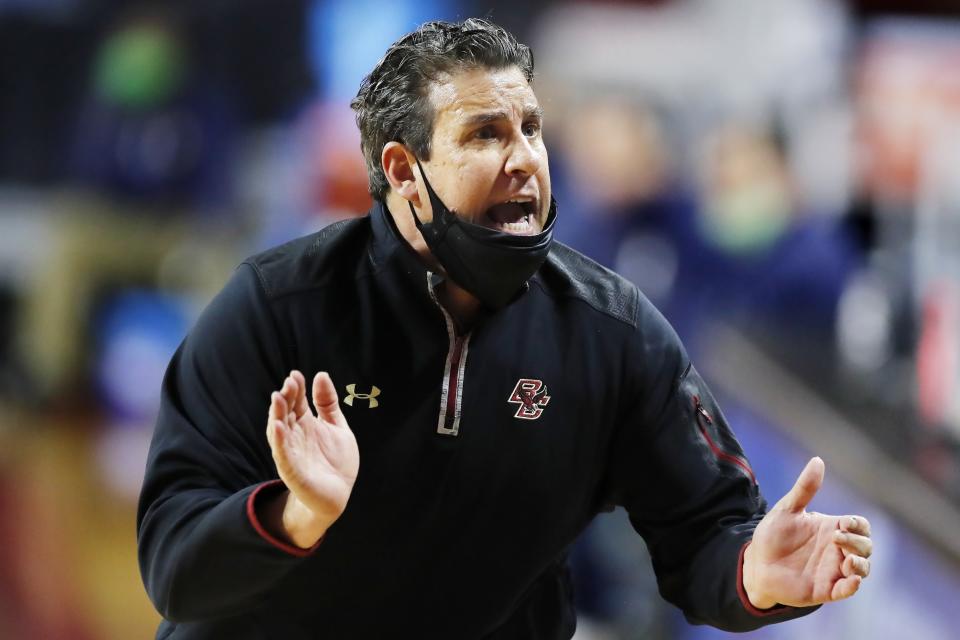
[313,372,346,426]
[778,457,825,513]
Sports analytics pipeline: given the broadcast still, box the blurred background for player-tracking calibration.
[1,0,959,638]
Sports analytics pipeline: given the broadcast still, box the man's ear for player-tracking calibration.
[382,142,421,206]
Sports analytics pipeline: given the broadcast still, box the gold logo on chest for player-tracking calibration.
[343,384,381,408]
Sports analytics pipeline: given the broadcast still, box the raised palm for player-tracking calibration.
[744,458,872,609]
[266,370,359,523]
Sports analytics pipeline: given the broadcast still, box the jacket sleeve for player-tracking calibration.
[137,262,319,623]
[604,298,819,631]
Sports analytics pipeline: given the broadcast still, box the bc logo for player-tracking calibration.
[507,379,551,420]
[343,384,381,408]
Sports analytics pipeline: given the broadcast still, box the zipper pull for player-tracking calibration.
[693,395,713,424]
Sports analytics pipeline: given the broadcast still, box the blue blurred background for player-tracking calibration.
[1,1,959,638]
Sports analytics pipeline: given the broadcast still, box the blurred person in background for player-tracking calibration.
[554,104,860,354]
[679,120,861,345]
[11,5,241,405]
[70,6,235,206]
[554,95,689,278]
[840,16,960,501]
[138,18,872,639]
[552,94,697,340]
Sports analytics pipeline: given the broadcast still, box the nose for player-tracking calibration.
[504,134,542,178]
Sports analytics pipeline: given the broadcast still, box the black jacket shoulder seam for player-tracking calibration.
[242,260,271,298]
[528,278,639,330]
[243,256,386,303]
[237,262,294,371]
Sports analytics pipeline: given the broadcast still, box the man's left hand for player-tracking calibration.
[742,457,872,610]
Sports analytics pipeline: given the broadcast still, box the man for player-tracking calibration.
[137,18,872,639]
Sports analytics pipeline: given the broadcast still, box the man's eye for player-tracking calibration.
[523,122,541,137]
[475,126,496,140]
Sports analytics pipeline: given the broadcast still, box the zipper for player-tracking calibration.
[692,395,757,485]
[427,273,471,436]
[695,397,713,424]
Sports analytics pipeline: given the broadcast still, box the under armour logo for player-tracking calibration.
[343,384,381,408]
[507,378,551,420]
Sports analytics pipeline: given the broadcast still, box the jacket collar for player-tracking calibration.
[368,199,526,321]
[369,198,437,296]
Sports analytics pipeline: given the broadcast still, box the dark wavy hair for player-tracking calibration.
[350,18,534,201]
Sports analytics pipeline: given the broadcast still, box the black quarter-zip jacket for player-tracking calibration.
[137,201,816,639]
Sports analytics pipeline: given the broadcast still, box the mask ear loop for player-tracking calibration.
[408,158,452,241]
[406,159,489,299]
[406,156,427,231]
[408,200,426,231]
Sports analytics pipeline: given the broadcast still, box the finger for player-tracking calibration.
[271,419,284,447]
[267,395,284,454]
[835,531,873,558]
[778,457,825,513]
[266,416,278,450]
[269,391,286,423]
[280,375,298,411]
[842,554,870,579]
[283,372,309,420]
[268,420,290,470]
[841,554,855,577]
[830,575,862,601]
[313,371,346,426]
[267,418,286,453]
[290,370,311,419]
[272,391,294,429]
[840,515,872,538]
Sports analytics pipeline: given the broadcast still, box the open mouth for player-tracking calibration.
[482,199,539,235]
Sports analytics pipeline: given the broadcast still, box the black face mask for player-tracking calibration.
[408,159,557,309]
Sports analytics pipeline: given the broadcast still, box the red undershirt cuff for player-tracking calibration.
[246,480,323,558]
[736,541,793,617]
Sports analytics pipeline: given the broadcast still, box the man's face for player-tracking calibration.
[416,65,550,236]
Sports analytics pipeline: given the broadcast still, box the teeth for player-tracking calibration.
[500,214,530,231]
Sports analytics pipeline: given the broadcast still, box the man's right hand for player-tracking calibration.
[263,370,359,548]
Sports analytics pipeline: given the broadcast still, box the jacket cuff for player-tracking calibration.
[246,480,323,558]
[736,541,795,617]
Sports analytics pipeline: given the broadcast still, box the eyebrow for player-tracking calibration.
[462,106,544,127]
